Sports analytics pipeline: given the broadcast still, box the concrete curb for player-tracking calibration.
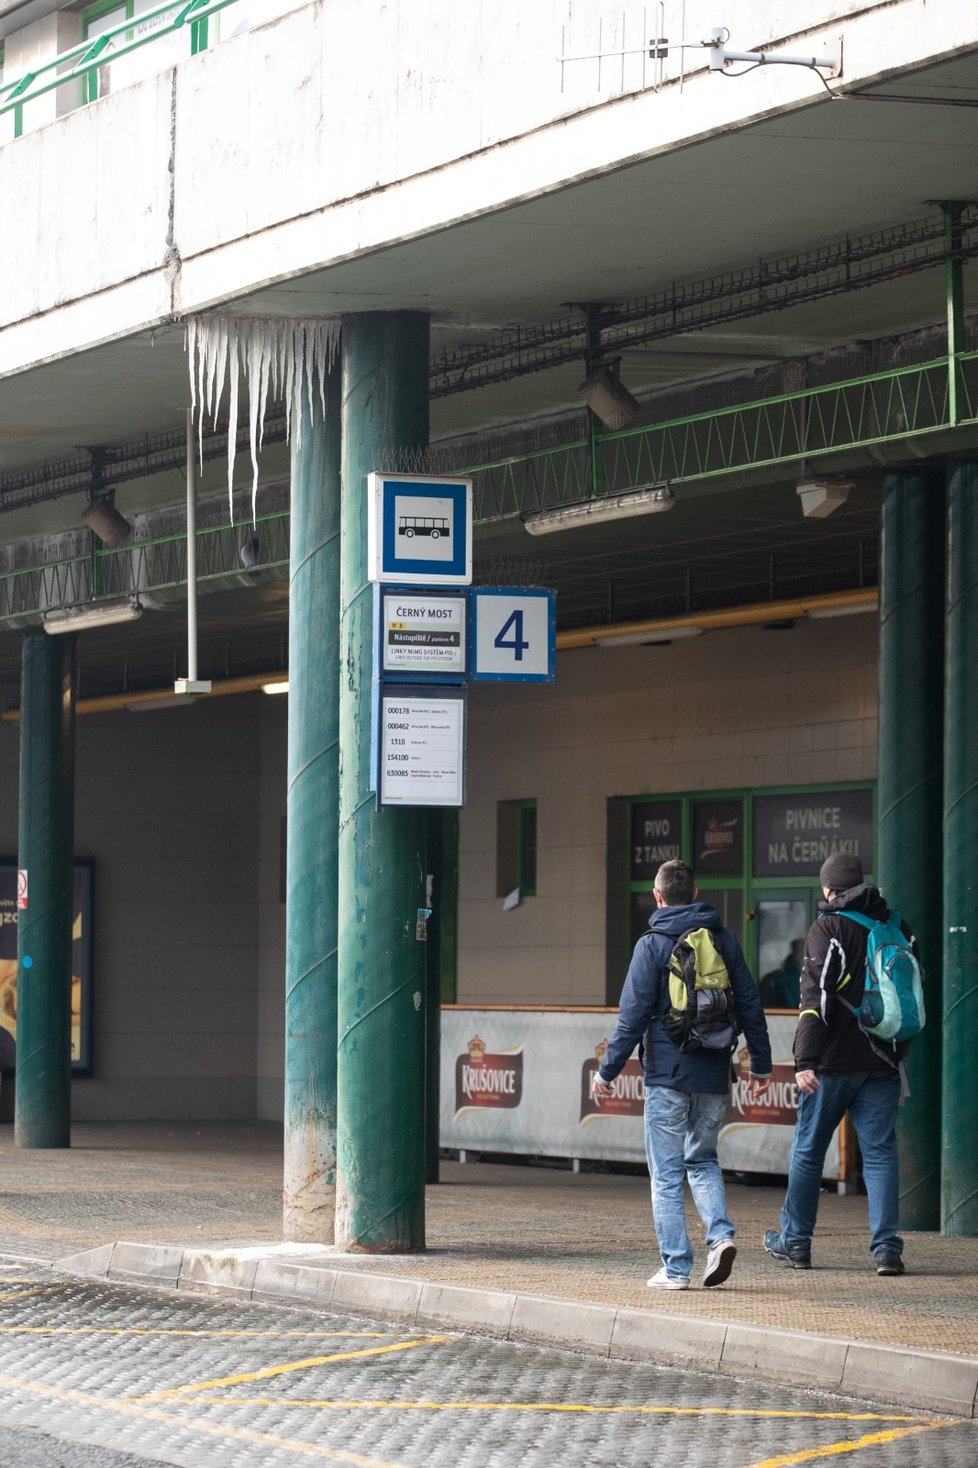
[53,1242,978,1418]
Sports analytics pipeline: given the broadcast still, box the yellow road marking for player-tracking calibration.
[0,1285,65,1303]
[745,1419,959,1465]
[185,1397,926,1422]
[0,1370,406,1468]
[133,1335,450,1400]
[0,1328,393,1339]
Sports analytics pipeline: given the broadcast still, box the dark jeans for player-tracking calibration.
[780,1071,902,1256]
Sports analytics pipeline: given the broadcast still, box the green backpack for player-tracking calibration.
[663,928,738,1053]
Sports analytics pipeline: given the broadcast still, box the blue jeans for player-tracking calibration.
[644,1086,733,1280]
[780,1071,902,1257]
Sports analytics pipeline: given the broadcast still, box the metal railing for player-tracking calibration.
[1,350,975,626]
[0,509,289,625]
[0,0,240,117]
[469,352,978,522]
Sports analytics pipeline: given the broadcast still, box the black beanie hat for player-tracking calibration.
[819,852,864,891]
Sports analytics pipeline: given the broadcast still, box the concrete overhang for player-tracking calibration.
[0,3,975,527]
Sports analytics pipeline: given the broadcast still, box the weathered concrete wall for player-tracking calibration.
[457,615,878,1006]
[1,0,969,374]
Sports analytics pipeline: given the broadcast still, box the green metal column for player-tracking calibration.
[336,312,431,1252]
[14,631,76,1149]
[878,469,945,1229]
[283,366,342,1242]
[942,463,978,1236]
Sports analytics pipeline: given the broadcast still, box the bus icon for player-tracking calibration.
[398,515,450,540]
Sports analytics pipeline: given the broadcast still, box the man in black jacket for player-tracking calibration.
[764,852,914,1276]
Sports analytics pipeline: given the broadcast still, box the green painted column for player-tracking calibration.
[14,631,76,1149]
[878,469,945,1230]
[942,463,978,1236]
[336,312,431,1252]
[283,365,342,1242]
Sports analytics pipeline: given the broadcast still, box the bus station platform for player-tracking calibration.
[1,1121,976,1417]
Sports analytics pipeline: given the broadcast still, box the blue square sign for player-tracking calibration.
[367,473,472,585]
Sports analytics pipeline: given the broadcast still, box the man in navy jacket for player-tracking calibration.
[593,859,772,1290]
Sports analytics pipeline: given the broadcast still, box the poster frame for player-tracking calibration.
[0,857,94,1077]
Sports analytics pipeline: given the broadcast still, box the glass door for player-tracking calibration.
[753,890,814,1010]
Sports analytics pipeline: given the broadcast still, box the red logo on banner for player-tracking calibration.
[16,870,27,911]
[726,1045,799,1126]
[454,1035,524,1116]
[580,1040,645,1121]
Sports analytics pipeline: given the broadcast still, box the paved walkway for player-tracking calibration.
[1,1122,976,1414]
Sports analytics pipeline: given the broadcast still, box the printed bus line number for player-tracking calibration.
[493,609,529,662]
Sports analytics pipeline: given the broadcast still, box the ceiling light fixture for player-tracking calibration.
[797,480,854,519]
[523,485,674,535]
[595,625,703,648]
[261,680,289,695]
[577,360,640,430]
[43,599,143,635]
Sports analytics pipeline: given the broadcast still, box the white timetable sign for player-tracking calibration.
[380,589,467,677]
[378,687,466,808]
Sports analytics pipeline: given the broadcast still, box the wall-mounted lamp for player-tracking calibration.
[578,360,640,430]
[797,480,854,519]
[81,493,133,547]
[595,625,702,648]
[43,598,143,635]
[524,484,674,535]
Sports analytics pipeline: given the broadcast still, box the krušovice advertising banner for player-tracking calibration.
[440,1008,840,1179]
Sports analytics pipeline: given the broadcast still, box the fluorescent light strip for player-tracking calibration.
[523,485,674,535]
[43,599,143,634]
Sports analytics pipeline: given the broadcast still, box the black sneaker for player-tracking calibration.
[763,1229,812,1269]
[875,1251,905,1276]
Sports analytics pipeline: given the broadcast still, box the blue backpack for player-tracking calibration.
[835,909,925,1044]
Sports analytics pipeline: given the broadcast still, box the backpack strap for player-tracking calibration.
[833,908,876,932]
[824,910,909,1098]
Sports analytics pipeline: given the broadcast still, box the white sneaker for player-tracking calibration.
[646,1268,690,1290]
[702,1239,737,1288]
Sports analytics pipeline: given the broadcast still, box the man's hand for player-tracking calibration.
[591,1072,614,1103]
[747,1075,771,1103]
[795,1068,820,1095]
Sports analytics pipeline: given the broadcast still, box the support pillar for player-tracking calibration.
[878,469,945,1229]
[14,631,76,1149]
[942,463,978,1236]
[283,367,342,1241]
[336,312,430,1251]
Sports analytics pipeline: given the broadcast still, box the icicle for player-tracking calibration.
[226,342,240,522]
[185,314,342,520]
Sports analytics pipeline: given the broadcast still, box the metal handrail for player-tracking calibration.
[0,0,241,116]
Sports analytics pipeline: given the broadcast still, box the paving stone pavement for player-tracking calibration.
[1,1257,976,1467]
[1,1122,976,1417]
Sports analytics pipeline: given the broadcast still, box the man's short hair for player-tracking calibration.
[654,859,696,906]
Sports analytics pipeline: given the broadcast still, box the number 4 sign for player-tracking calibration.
[469,588,556,682]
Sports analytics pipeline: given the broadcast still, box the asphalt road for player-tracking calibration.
[0,1255,975,1467]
